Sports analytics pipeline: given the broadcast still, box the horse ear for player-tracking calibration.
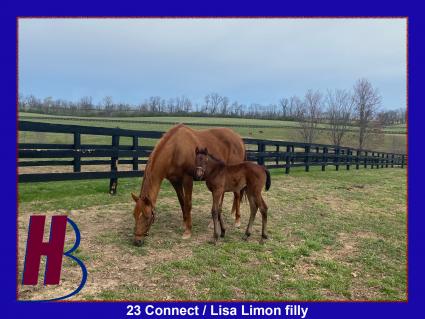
[131,192,139,202]
[195,146,199,154]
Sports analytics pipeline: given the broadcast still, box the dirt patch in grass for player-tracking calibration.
[17,169,407,301]
[17,203,197,300]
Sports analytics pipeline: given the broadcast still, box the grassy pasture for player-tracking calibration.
[19,113,406,153]
[17,167,407,301]
[19,112,407,132]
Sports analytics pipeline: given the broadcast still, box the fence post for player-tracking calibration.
[346,148,350,170]
[109,134,120,195]
[275,145,279,166]
[386,153,389,168]
[322,147,328,171]
[381,153,385,168]
[291,146,295,166]
[316,147,320,165]
[391,154,395,168]
[257,142,265,166]
[401,155,405,168]
[305,145,310,172]
[285,145,291,174]
[356,150,360,169]
[132,136,138,171]
[73,132,81,172]
[364,151,368,168]
[371,152,374,169]
[335,148,340,171]
[376,152,380,169]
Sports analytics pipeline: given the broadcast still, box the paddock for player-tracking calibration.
[17,166,406,301]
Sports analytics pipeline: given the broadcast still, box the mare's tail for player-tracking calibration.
[265,168,271,191]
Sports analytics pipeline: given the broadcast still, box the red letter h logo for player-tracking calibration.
[22,215,68,285]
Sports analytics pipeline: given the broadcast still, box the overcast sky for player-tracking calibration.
[18,18,407,109]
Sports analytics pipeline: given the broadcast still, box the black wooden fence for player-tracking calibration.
[18,121,406,194]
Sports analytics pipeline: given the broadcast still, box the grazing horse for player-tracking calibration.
[194,147,271,244]
[131,124,245,246]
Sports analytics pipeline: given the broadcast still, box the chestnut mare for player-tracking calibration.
[194,147,271,244]
[131,124,245,246]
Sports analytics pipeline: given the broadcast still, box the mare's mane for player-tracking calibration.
[140,124,185,197]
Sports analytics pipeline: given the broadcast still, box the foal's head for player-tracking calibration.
[131,192,155,246]
[194,147,209,180]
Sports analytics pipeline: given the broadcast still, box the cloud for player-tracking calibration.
[19,18,406,108]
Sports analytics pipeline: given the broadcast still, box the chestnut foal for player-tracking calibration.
[194,147,271,244]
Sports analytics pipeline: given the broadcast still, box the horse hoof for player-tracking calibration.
[234,220,241,228]
[182,231,192,239]
[133,239,144,247]
[208,238,217,245]
[242,234,249,241]
[220,231,226,238]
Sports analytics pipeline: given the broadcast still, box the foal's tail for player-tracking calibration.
[240,186,248,203]
[264,168,271,191]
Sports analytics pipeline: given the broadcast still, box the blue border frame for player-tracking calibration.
[3,1,424,318]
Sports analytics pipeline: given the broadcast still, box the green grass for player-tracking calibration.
[19,112,407,132]
[18,167,407,301]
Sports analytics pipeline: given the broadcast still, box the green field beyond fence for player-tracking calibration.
[19,113,407,154]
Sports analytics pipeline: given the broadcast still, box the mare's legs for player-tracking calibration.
[243,193,258,240]
[231,191,242,227]
[182,175,193,239]
[170,180,185,227]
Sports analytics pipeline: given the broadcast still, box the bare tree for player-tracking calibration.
[18,94,26,111]
[279,98,289,117]
[102,96,115,112]
[204,92,226,115]
[352,79,381,150]
[79,96,93,111]
[289,95,302,118]
[396,107,407,124]
[220,97,229,115]
[325,89,353,146]
[180,96,192,113]
[296,90,323,143]
[148,96,161,112]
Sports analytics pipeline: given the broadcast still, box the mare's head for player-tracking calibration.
[131,193,155,246]
[194,147,209,180]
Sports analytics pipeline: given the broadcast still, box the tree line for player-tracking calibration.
[19,78,406,150]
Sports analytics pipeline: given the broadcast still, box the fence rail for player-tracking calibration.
[18,121,406,194]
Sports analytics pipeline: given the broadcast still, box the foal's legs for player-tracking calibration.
[258,196,269,244]
[208,193,224,229]
[211,191,223,244]
[242,194,258,240]
[231,191,241,227]
[218,195,226,238]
